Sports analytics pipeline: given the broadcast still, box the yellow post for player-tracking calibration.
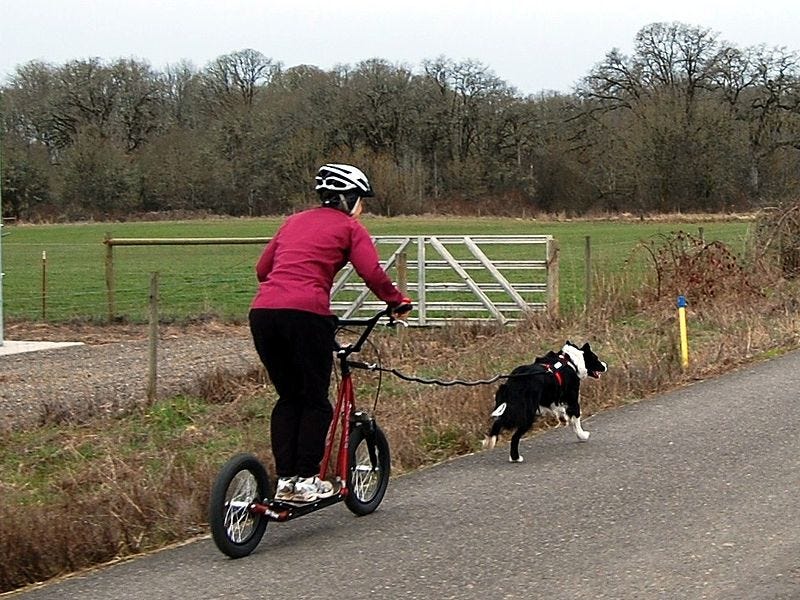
[677,295,689,369]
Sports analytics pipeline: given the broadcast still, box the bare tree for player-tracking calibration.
[577,22,735,211]
[3,30,800,220]
[203,49,280,108]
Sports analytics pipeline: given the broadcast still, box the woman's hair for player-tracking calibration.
[320,190,361,215]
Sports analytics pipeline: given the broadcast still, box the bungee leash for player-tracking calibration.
[347,352,575,388]
[347,360,511,387]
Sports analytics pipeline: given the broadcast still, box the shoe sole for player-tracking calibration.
[291,490,335,502]
[291,482,338,502]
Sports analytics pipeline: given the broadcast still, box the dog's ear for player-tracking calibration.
[581,342,591,352]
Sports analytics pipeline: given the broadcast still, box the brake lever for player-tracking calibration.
[336,343,354,355]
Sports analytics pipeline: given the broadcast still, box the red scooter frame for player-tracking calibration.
[319,355,357,489]
[208,305,408,558]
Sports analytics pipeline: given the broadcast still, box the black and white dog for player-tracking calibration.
[483,342,608,462]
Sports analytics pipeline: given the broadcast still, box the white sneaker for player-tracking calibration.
[275,476,297,501]
[292,476,335,502]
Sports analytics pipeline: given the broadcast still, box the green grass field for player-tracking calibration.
[1,215,754,322]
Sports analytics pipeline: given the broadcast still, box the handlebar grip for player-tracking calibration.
[393,302,413,315]
[392,297,413,315]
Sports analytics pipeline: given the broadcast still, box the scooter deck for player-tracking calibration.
[265,483,345,520]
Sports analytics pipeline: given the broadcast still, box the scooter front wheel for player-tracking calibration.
[345,423,391,516]
[208,453,270,558]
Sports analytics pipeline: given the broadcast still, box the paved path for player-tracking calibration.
[10,353,800,599]
[0,340,83,356]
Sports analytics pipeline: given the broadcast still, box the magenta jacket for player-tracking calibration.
[250,207,406,316]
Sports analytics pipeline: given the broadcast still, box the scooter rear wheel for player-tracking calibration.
[208,453,270,558]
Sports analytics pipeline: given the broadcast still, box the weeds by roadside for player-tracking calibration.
[3,229,800,593]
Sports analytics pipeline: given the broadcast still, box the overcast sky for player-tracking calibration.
[1,0,798,95]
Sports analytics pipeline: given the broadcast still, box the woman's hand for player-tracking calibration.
[391,298,413,321]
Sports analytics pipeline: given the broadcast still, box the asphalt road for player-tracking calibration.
[10,353,800,600]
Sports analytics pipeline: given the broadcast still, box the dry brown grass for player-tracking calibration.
[4,231,800,592]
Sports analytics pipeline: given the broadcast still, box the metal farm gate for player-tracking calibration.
[331,235,558,325]
[103,234,558,325]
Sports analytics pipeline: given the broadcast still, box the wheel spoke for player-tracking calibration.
[224,471,258,543]
[352,443,379,500]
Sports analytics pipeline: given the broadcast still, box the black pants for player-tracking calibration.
[249,308,336,478]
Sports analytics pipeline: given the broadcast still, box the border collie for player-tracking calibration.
[483,342,607,462]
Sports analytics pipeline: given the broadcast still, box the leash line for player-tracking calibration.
[349,361,512,386]
[349,353,575,388]
[387,368,507,386]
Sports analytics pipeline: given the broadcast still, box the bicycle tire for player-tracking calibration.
[345,423,391,516]
[208,453,270,558]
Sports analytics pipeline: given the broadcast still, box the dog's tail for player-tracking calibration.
[489,382,512,421]
[493,381,510,402]
[490,402,507,418]
[484,384,510,449]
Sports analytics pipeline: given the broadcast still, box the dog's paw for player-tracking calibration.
[508,455,524,463]
[482,435,497,450]
[570,416,590,442]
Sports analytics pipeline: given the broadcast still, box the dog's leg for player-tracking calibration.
[509,421,533,462]
[483,419,504,450]
[509,429,524,462]
[570,416,590,442]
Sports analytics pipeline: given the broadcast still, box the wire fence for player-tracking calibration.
[103,235,558,325]
[2,222,751,324]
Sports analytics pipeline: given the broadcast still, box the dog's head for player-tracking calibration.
[561,341,608,380]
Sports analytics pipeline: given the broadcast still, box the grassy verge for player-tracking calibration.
[3,224,796,593]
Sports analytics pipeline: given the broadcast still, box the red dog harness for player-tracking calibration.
[538,353,574,387]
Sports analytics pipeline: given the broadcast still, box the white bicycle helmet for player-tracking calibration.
[315,164,375,198]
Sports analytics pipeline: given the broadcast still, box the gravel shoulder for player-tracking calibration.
[0,321,261,431]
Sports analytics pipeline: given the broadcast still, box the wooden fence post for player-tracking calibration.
[396,251,408,295]
[546,238,560,316]
[146,272,159,404]
[584,235,592,311]
[104,233,116,322]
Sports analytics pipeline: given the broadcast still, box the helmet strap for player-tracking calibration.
[320,192,360,215]
[334,193,360,216]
